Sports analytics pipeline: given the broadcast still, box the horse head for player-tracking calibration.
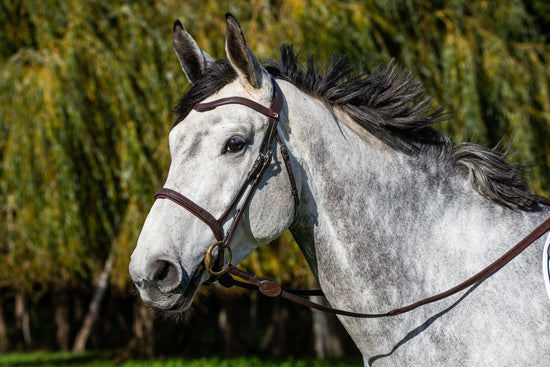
[129,14,300,311]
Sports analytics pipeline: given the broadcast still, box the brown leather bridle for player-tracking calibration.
[155,77,550,318]
[155,78,299,277]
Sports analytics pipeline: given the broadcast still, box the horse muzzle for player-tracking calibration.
[129,255,203,311]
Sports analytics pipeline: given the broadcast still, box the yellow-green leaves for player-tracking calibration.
[1,0,549,292]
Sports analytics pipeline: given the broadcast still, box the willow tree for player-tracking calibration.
[0,0,179,350]
[261,0,550,195]
[1,0,548,355]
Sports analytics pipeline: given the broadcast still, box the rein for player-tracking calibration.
[220,216,550,318]
[155,77,550,318]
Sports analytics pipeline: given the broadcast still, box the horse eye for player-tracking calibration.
[224,136,246,153]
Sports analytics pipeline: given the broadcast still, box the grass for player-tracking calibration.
[0,351,362,367]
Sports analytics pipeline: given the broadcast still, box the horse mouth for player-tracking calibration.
[162,265,205,312]
[140,265,205,312]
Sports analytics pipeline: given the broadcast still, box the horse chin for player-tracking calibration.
[159,295,194,314]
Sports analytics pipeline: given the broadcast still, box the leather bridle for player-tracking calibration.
[154,77,550,318]
[155,78,299,277]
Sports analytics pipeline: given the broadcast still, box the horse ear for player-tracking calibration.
[225,13,266,89]
[172,19,214,83]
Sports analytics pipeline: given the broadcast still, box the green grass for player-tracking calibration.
[0,351,361,367]
[0,351,103,366]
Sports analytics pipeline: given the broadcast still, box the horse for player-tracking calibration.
[129,14,550,365]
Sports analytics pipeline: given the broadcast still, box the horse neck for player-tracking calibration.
[282,81,550,286]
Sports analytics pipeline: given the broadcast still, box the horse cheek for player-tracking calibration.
[248,181,295,245]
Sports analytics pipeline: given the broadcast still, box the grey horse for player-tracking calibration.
[130,14,550,365]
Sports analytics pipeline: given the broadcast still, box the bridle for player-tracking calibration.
[155,78,299,277]
[155,77,550,318]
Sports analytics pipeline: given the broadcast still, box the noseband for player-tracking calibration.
[155,78,299,276]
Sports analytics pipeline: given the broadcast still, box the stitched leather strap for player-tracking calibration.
[221,216,550,318]
[385,215,550,316]
[195,97,280,120]
[155,188,224,241]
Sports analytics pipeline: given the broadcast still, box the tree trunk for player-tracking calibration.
[260,299,278,351]
[273,301,289,357]
[72,251,114,352]
[0,290,9,352]
[310,296,344,359]
[126,301,154,358]
[217,297,243,356]
[53,282,71,351]
[247,291,258,351]
[260,299,289,357]
[15,291,32,349]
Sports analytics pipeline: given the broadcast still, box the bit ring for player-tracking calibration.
[204,241,232,276]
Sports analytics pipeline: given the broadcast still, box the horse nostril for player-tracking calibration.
[151,258,182,293]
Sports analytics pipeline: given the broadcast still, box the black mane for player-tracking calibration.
[266,45,449,152]
[173,45,548,211]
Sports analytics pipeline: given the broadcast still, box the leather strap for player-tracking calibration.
[384,215,550,316]
[194,97,280,121]
[278,136,300,219]
[155,188,224,241]
[221,216,550,318]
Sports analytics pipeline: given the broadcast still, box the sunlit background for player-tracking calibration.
[1,0,549,362]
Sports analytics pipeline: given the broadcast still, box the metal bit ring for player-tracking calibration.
[204,241,232,276]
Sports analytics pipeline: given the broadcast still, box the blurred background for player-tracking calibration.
[1,0,549,360]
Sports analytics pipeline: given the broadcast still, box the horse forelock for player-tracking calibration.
[171,45,548,211]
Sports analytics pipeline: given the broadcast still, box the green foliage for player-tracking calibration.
[0,0,180,290]
[0,0,549,302]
